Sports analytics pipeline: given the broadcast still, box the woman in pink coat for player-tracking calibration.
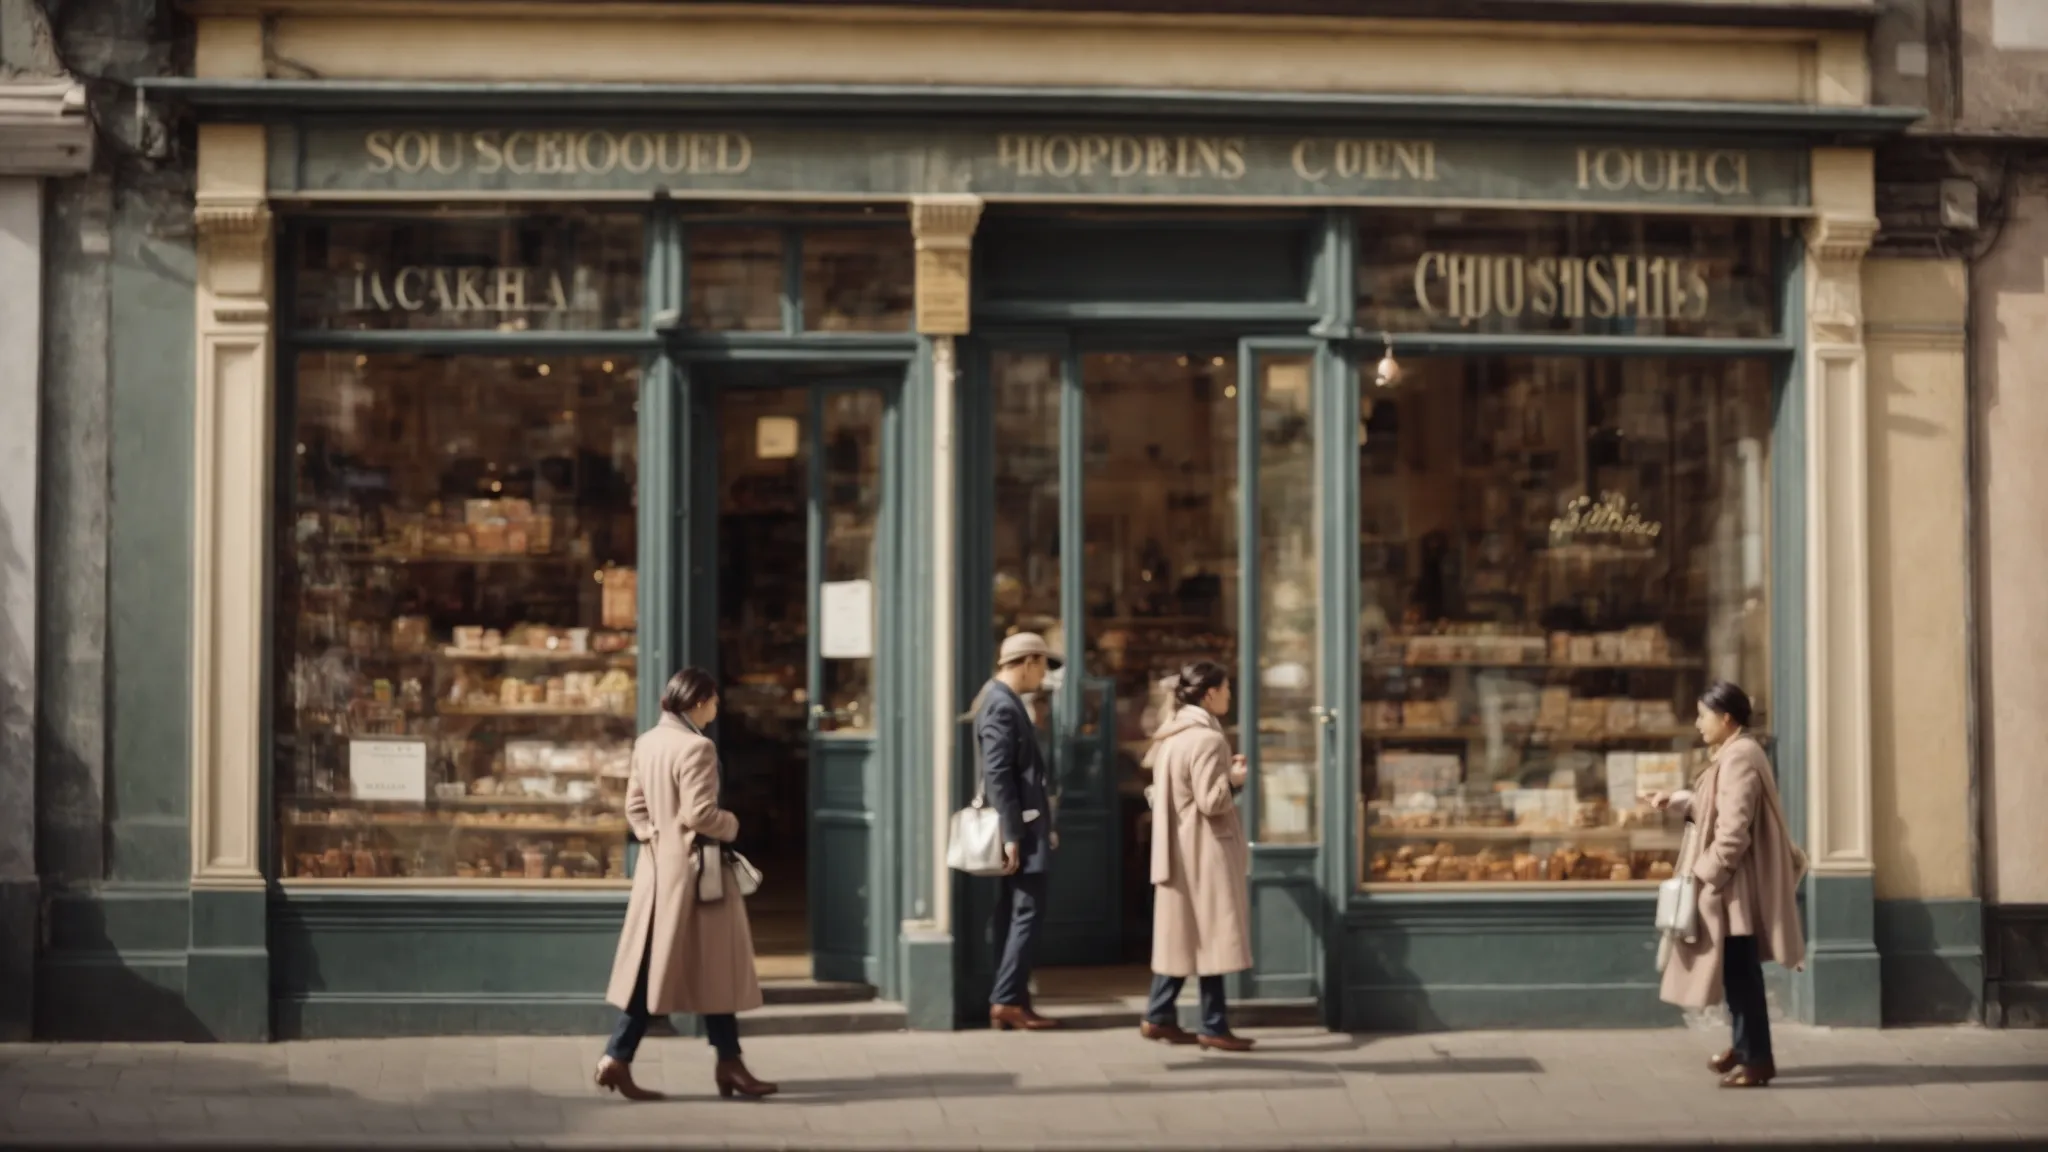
[594,668,775,1102]
[1649,681,1807,1089]
[1139,661,1255,1052]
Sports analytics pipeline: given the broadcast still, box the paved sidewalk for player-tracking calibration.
[3,1023,2046,1150]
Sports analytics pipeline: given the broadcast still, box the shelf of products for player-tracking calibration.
[1357,356,1775,888]
[277,352,642,885]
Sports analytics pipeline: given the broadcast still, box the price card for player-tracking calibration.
[349,738,428,803]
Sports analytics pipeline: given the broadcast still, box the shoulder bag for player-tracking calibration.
[695,840,764,902]
[947,720,1008,876]
[1655,821,1702,944]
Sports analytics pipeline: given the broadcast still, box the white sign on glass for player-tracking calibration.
[756,416,800,460]
[819,578,875,660]
[349,738,428,803]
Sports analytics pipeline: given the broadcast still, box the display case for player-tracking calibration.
[1357,355,1773,887]
[276,352,641,884]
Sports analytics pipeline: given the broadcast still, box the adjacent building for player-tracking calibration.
[11,0,2040,1040]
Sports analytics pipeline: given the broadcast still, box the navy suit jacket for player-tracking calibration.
[975,679,1054,875]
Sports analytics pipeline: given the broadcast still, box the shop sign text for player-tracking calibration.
[1413,251,1715,323]
[347,265,596,318]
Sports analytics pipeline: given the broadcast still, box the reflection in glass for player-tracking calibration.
[989,352,1063,657]
[1357,356,1772,887]
[276,354,640,884]
[1255,356,1320,844]
[293,211,645,333]
[820,390,884,733]
[1080,352,1241,787]
[802,228,915,332]
[689,226,785,331]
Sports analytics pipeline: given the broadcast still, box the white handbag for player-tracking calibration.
[1655,822,1702,944]
[695,842,763,902]
[947,725,1009,876]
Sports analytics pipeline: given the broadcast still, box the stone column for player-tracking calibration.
[1799,147,1882,1026]
[904,194,981,1031]
[186,122,274,1040]
[0,174,44,1042]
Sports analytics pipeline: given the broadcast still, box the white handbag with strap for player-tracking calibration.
[1655,822,1702,944]
[947,721,1009,876]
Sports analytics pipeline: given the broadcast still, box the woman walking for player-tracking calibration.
[1138,661,1256,1052]
[1651,681,1806,1088]
[595,668,777,1101]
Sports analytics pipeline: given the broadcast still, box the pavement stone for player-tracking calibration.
[0,1025,2043,1150]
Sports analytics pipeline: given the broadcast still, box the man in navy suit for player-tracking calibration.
[977,631,1062,1031]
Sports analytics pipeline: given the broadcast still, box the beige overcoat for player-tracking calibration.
[1146,706,1253,978]
[605,713,764,1017]
[1658,733,1807,1009]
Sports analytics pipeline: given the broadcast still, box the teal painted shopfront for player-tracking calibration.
[108,79,1916,1038]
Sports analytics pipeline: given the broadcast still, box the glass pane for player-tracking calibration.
[1081,352,1240,791]
[802,228,915,332]
[688,226,785,331]
[292,210,645,332]
[990,352,1063,656]
[1357,211,1778,339]
[820,389,885,733]
[1255,355,1319,844]
[1357,356,1773,888]
[277,353,640,884]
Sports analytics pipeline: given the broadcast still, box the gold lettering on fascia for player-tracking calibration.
[996,134,1249,180]
[1289,139,1437,183]
[1575,147,1750,197]
[1411,252,1714,323]
[363,130,754,177]
[349,266,594,316]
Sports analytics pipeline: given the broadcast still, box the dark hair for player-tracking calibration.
[1698,680,1753,728]
[661,667,720,716]
[1170,661,1231,708]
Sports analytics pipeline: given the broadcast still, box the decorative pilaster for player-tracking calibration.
[905,197,980,1031]
[1798,151,1882,1025]
[188,122,273,1040]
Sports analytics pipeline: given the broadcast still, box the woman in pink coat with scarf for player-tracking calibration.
[1649,681,1807,1089]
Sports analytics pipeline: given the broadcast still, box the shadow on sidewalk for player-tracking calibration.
[1161,1055,1543,1077]
[1771,1063,2048,1089]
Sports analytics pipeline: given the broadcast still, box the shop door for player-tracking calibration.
[702,375,893,987]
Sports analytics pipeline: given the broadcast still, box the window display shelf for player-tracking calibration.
[438,705,635,719]
[1364,726,1699,743]
[438,647,638,663]
[1364,659,1704,671]
[1366,825,1680,847]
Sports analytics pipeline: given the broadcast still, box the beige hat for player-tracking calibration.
[997,631,1052,667]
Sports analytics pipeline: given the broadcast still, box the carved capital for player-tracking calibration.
[911,196,982,336]
[195,197,274,327]
[1804,215,1876,346]
[194,197,271,238]
[1803,215,1879,262]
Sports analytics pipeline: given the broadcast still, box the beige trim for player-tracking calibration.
[1802,147,1878,877]
[200,10,1836,104]
[195,16,265,80]
[0,79,93,177]
[928,334,958,935]
[191,123,274,891]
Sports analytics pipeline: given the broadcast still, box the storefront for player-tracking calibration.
[126,2,1919,1040]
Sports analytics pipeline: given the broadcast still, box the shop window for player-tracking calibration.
[801,228,914,332]
[292,211,644,333]
[1357,356,1773,888]
[1255,355,1320,844]
[1358,211,1779,340]
[688,226,786,331]
[277,353,640,884]
[990,352,1064,656]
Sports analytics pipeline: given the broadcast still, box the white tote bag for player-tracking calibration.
[946,721,1009,876]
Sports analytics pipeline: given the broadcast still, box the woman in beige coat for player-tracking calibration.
[594,668,774,1102]
[1650,681,1806,1089]
[1139,661,1255,1052]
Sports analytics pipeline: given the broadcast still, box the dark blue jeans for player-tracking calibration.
[991,872,1047,1008]
[1722,935,1773,1066]
[604,928,741,1063]
[1146,973,1229,1037]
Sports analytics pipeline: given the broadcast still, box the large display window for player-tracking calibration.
[1356,355,1774,888]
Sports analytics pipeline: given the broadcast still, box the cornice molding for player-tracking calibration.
[0,78,94,176]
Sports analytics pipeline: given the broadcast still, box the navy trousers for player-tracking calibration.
[1722,935,1773,1067]
[1146,973,1229,1037]
[604,921,741,1063]
[991,872,1048,1008]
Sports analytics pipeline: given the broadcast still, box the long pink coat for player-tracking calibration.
[1146,706,1253,978]
[1659,733,1806,1009]
[605,714,764,1017]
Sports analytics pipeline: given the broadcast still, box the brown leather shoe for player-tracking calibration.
[1720,1061,1776,1088]
[715,1057,779,1100]
[1709,1048,1739,1074]
[594,1057,664,1102]
[990,1004,1063,1031]
[1197,1032,1256,1052]
[1138,1020,1198,1045]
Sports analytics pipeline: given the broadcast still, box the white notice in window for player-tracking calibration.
[819,579,875,660]
[349,738,428,803]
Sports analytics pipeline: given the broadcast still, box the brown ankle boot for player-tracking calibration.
[1709,1048,1739,1074]
[594,1057,664,1101]
[715,1057,779,1099]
